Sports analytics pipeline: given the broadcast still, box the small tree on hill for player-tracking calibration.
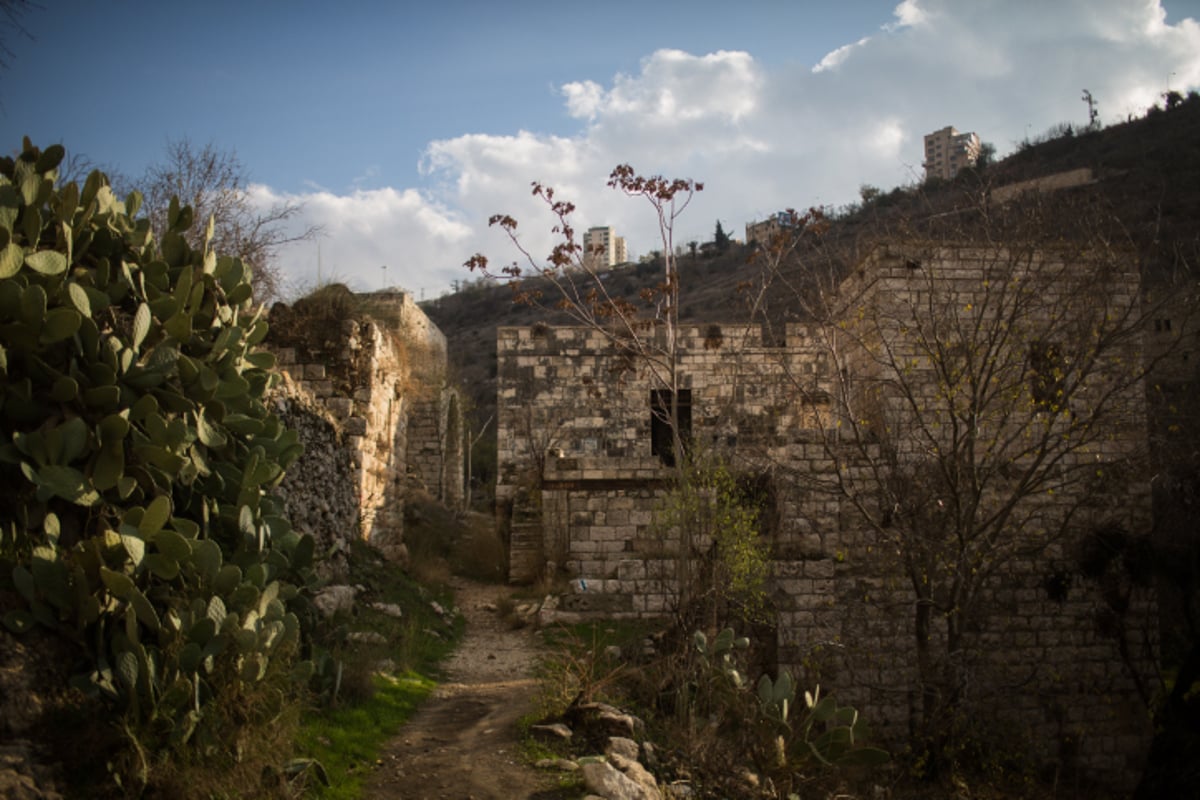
[714,219,731,253]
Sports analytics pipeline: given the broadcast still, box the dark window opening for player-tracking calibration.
[1154,318,1173,333]
[651,389,692,467]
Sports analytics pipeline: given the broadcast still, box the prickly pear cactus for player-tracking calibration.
[0,139,314,781]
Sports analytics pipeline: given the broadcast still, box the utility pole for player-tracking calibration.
[1081,89,1098,129]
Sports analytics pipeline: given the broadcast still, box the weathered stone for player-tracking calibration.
[267,289,463,592]
[580,760,654,800]
[313,585,358,618]
[609,752,658,797]
[369,602,404,618]
[530,723,572,740]
[605,736,639,762]
[494,245,1156,786]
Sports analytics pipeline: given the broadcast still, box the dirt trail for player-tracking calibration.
[364,577,568,800]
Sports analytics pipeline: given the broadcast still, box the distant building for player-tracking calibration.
[924,126,981,181]
[583,226,627,270]
[745,211,793,247]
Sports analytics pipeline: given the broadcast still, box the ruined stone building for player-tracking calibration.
[267,288,463,569]
[496,243,1156,780]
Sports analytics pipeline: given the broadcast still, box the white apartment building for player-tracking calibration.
[582,226,628,270]
[924,126,981,181]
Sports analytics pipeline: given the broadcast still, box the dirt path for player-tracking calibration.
[364,577,568,800]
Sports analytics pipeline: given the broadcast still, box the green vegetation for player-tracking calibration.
[298,672,436,799]
[526,619,886,798]
[0,139,314,796]
[652,453,771,629]
[0,139,472,799]
[295,533,464,798]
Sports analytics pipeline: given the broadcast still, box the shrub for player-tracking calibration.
[656,628,888,794]
[0,140,315,794]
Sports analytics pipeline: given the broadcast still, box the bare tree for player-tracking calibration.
[134,139,318,301]
[469,166,769,612]
[0,0,34,74]
[468,165,701,471]
[749,195,1186,763]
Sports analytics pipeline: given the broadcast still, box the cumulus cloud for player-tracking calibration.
[272,0,1200,298]
[263,184,472,298]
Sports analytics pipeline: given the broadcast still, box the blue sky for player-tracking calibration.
[3,0,1200,298]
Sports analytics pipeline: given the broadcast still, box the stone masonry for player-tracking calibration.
[495,243,1157,783]
[269,289,463,565]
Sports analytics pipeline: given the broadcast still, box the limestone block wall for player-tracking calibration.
[494,243,1157,783]
[268,289,463,567]
[271,317,410,548]
[364,289,463,509]
[497,321,831,586]
[407,386,464,507]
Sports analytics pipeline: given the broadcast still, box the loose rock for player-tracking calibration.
[313,585,358,618]
[581,760,655,800]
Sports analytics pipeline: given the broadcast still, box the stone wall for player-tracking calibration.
[268,289,462,569]
[990,167,1097,204]
[271,375,358,577]
[495,243,1156,783]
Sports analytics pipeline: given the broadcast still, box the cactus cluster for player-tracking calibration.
[760,677,888,768]
[693,627,888,773]
[0,139,314,782]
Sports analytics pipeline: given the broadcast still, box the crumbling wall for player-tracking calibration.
[267,289,463,568]
[494,245,1156,784]
[270,373,358,577]
[363,289,464,510]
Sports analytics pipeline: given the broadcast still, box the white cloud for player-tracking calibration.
[261,184,473,299]
[888,0,929,30]
[270,0,1200,298]
[562,80,605,120]
[813,37,871,73]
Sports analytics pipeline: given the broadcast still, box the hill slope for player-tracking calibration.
[424,96,1200,496]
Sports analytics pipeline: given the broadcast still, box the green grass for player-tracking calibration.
[296,671,436,799]
[292,539,466,798]
[538,618,659,653]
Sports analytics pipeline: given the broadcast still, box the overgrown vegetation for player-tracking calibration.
[403,490,508,585]
[529,619,887,799]
[0,139,478,800]
[651,452,772,631]
[296,539,463,799]
[0,139,313,796]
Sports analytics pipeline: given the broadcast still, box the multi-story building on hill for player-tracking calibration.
[745,211,793,247]
[582,226,627,270]
[924,125,981,180]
